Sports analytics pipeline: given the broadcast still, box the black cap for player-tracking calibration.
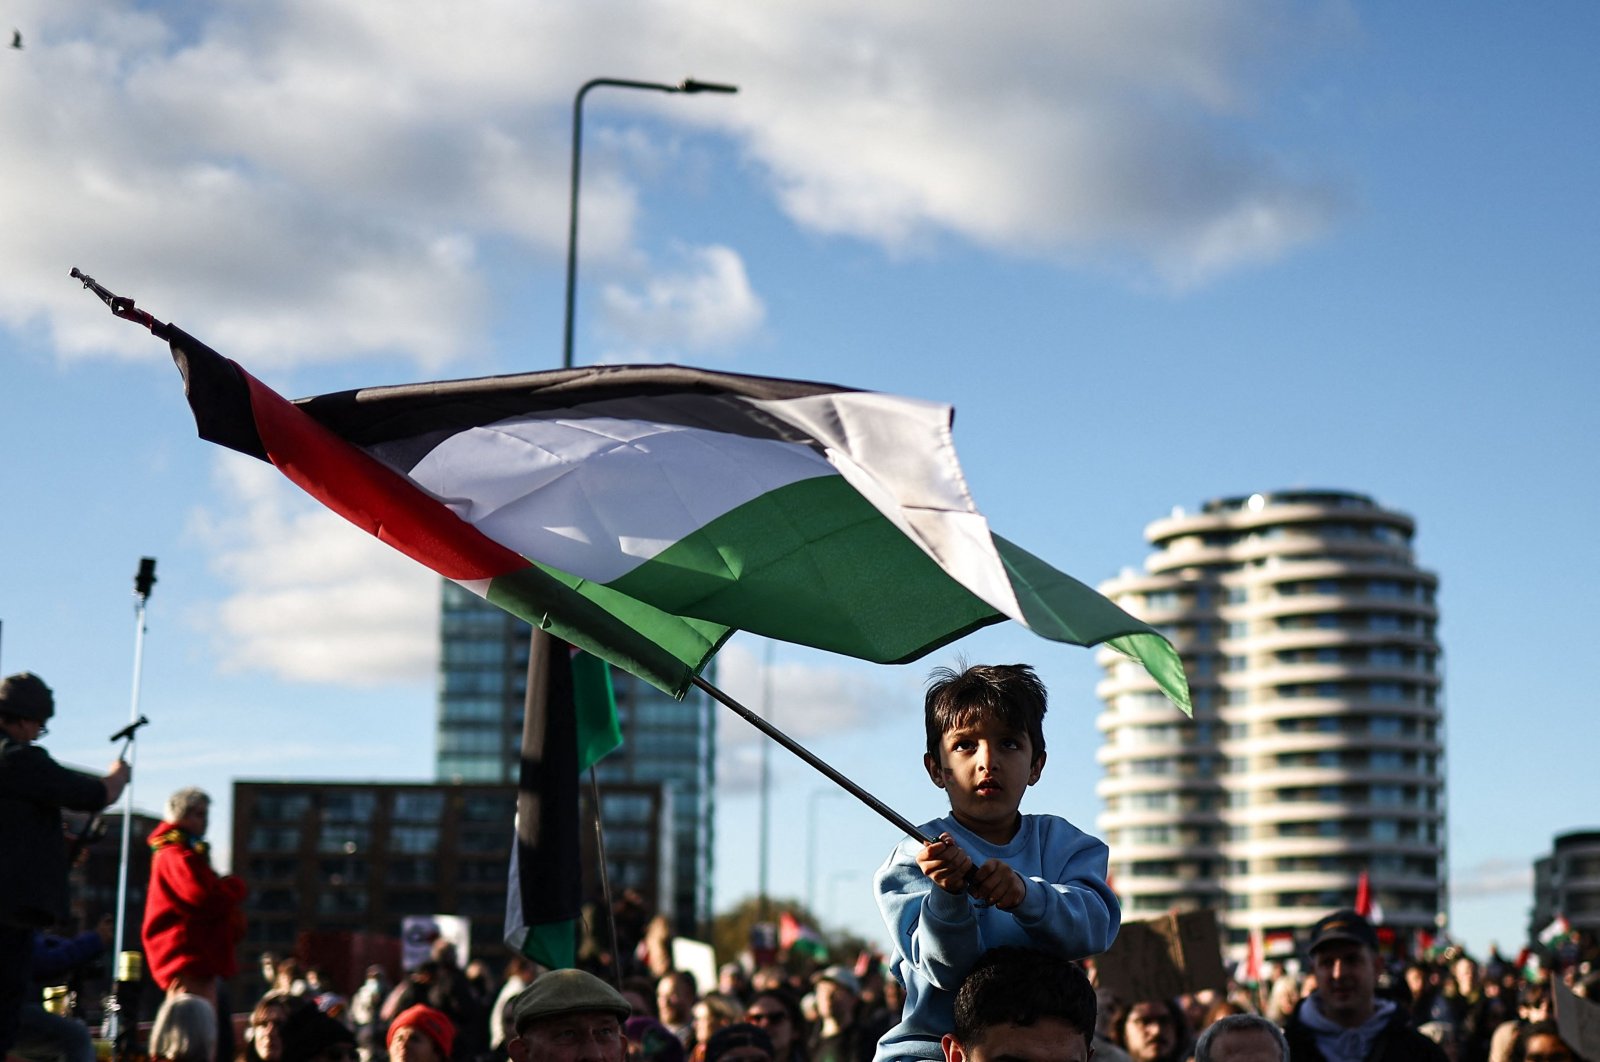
[0,672,54,722]
[1307,909,1378,954]
[705,1024,774,1062]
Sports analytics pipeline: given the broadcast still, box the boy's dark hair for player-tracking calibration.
[951,947,1094,1048]
[924,664,1047,760]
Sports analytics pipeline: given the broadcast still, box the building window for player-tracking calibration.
[249,826,301,853]
[459,829,507,855]
[255,793,312,821]
[322,792,377,822]
[391,826,440,854]
[318,824,370,853]
[388,858,437,885]
[393,793,446,822]
[462,793,510,822]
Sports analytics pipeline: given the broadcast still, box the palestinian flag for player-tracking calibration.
[1539,914,1573,949]
[779,911,828,962]
[166,325,1189,711]
[505,635,621,969]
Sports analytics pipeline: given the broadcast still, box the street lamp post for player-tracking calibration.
[548,74,737,976]
[562,77,738,369]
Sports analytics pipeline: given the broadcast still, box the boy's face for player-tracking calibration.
[924,717,1044,844]
[940,1018,1088,1062]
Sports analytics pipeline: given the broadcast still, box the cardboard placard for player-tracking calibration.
[1094,910,1228,1002]
[1553,975,1600,1060]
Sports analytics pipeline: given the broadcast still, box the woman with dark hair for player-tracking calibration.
[241,992,307,1062]
[744,989,806,1062]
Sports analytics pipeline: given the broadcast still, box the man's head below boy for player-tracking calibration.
[923,664,1048,844]
[941,946,1095,1062]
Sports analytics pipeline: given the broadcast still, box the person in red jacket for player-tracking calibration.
[141,787,247,1004]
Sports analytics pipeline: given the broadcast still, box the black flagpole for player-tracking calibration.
[691,674,937,845]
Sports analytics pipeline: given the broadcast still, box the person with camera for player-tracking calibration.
[0,672,131,1061]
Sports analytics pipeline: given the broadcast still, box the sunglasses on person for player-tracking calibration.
[745,1009,788,1026]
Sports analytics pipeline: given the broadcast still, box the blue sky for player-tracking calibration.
[3,2,1596,960]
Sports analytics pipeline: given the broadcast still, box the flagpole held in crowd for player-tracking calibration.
[73,267,1189,910]
[691,674,936,845]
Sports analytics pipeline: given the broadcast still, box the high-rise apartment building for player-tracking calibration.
[1531,830,1600,941]
[1097,490,1445,953]
[437,581,716,936]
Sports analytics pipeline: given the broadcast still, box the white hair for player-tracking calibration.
[165,786,211,822]
[150,993,217,1062]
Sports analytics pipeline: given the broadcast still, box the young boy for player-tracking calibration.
[873,664,1119,1062]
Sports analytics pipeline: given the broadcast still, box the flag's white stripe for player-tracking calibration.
[409,413,835,583]
[750,392,1026,621]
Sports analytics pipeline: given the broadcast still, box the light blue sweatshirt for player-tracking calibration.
[871,812,1120,1062]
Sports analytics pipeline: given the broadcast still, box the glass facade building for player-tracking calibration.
[437,581,715,936]
[1097,490,1445,955]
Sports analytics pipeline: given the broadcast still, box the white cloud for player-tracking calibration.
[1451,858,1534,900]
[598,245,765,361]
[710,641,922,795]
[692,0,1349,283]
[4,0,1349,368]
[186,457,439,685]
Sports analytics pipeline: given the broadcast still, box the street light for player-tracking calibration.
[562,76,739,369]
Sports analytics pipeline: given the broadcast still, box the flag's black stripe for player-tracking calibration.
[293,364,857,472]
[516,638,580,932]
[168,327,269,461]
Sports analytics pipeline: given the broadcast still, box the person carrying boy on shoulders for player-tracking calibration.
[873,664,1120,1062]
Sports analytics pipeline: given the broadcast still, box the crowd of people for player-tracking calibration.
[199,915,1598,1062]
[5,664,1598,1062]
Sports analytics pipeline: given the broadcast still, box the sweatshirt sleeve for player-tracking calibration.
[874,836,984,991]
[31,930,107,980]
[1008,818,1120,957]
[0,745,110,812]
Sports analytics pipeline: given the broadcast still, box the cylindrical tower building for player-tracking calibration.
[1097,489,1445,954]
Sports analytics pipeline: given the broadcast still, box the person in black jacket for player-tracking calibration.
[0,672,130,1061]
[1283,909,1447,1062]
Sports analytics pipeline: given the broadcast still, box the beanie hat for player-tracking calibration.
[0,672,54,722]
[387,1005,456,1058]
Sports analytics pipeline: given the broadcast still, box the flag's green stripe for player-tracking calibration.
[571,650,623,770]
[488,477,1189,712]
[994,535,1192,714]
[485,566,730,698]
[604,476,1001,664]
[519,917,576,970]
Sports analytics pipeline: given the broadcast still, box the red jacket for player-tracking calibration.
[140,821,247,988]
